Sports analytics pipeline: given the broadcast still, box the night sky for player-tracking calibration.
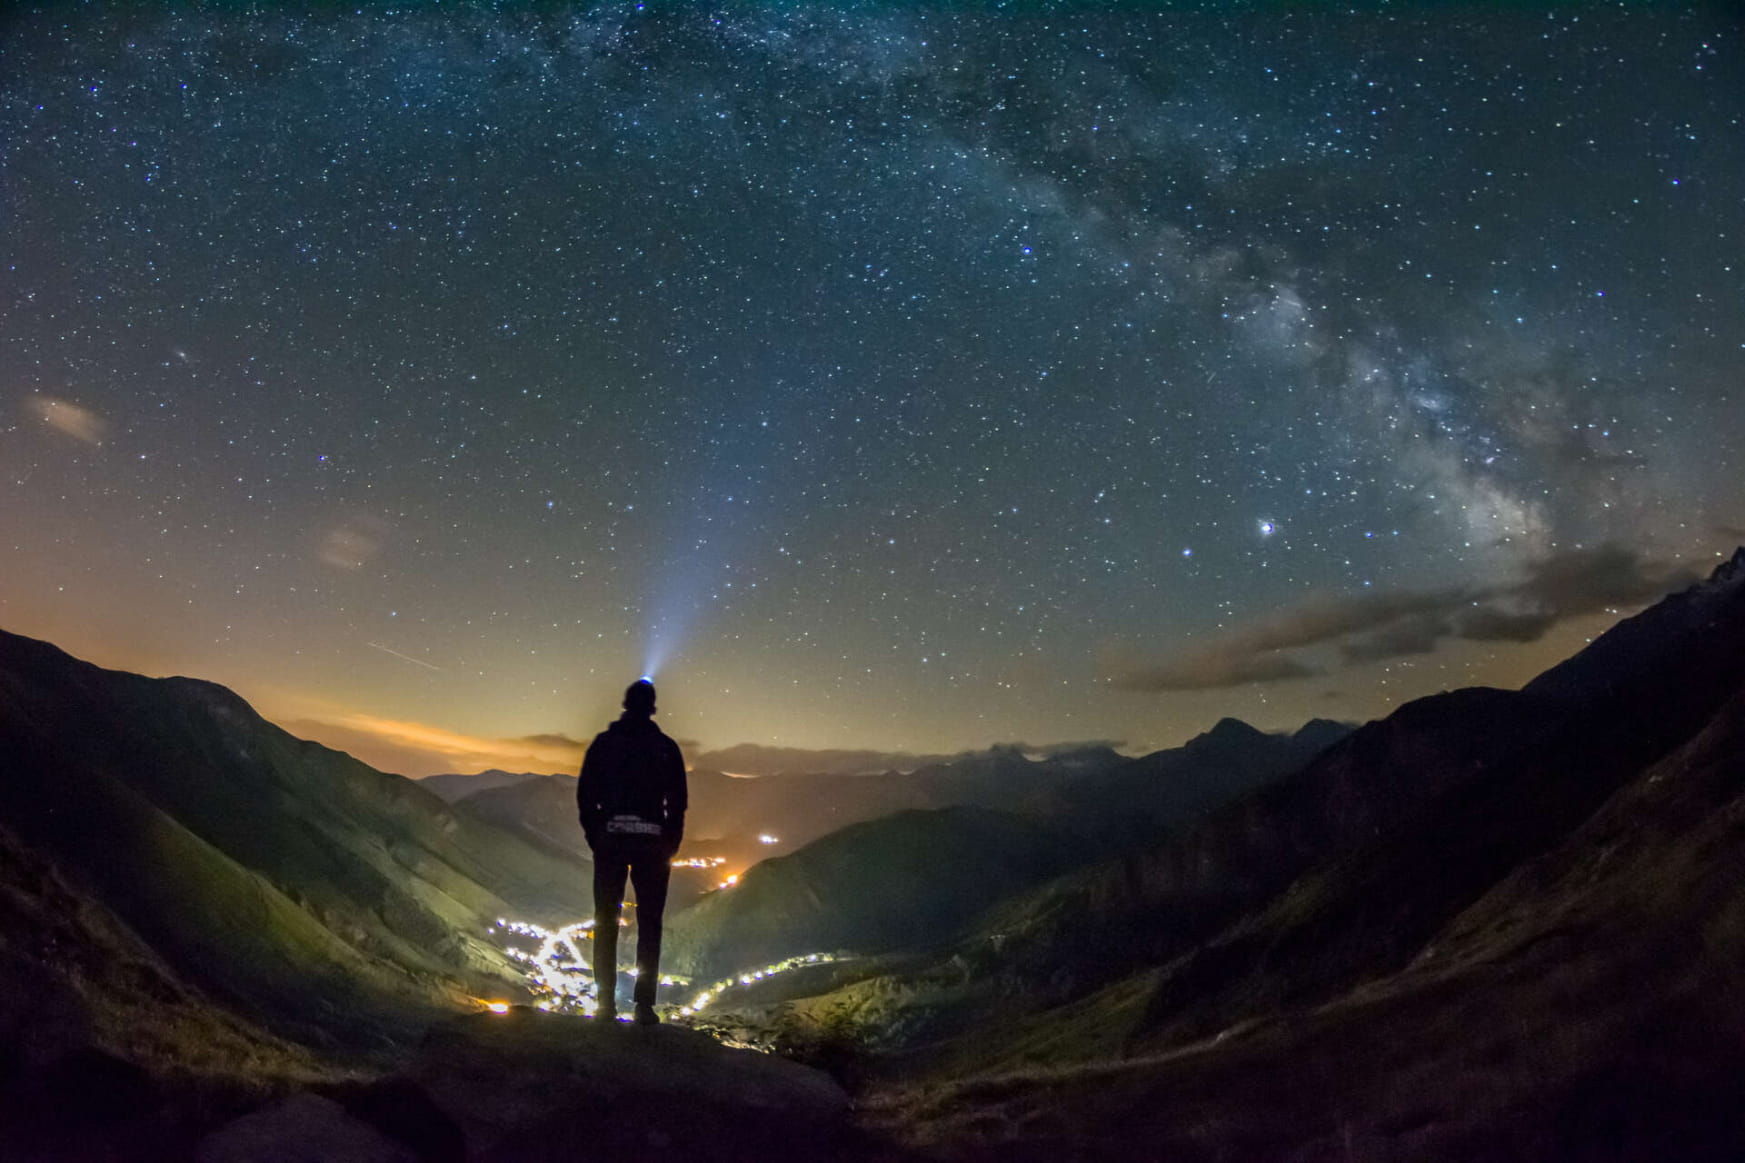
[5,5,1742,776]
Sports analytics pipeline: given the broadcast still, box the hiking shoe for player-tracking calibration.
[633,1003,659,1026]
[596,1004,618,1023]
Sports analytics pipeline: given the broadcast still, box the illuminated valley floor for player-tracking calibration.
[491,918,836,1030]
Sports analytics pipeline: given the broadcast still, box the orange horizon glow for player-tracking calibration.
[273,711,587,777]
[337,712,583,768]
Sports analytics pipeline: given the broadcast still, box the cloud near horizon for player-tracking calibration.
[279,715,1131,780]
[1108,544,1697,692]
[280,714,586,778]
[691,738,1128,776]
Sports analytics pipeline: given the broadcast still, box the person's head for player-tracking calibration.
[622,679,657,717]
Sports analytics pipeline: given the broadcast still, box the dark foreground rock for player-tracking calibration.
[405,1009,854,1162]
[181,1009,863,1163]
[196,1093,419,1163]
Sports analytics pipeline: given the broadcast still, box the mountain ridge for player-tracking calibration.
[6,550,1744,1159]
[729,550,1745,1162]
[874,647,1745,1161]
[0,628,592,1049]
[963,549,1745,1026]
[662,717,1346,983]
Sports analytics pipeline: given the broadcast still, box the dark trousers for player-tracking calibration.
[591,837,672,1009]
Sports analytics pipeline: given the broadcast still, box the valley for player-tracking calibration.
[3,550,1744,1159]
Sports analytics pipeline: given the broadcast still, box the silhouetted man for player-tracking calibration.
[577,679,687,1024]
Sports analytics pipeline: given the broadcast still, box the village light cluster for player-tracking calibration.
[491,920,835,1028]
[671,856,727,869]
[494,918,607,1014]
[491,917,663,1018]
[676,952,837,1018]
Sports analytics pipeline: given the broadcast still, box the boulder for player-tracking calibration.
[408,1008,851,1162]
[195,1093,418,1163]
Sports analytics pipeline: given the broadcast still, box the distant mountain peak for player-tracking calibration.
[1188,717,1264,750]
[1292,718,1355,752]
[1707,545,1745,588]
[1672,545,1745,608]
[1523,545,1745,702]
[418,769,544,803]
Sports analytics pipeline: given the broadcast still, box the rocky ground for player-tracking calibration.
[3,1006,891,1163]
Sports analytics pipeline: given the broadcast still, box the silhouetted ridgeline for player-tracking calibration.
[821,550,1745,1160]
[4,550,1742,1160]
[662,720,1346,982]
[664,806,1077,980]
[968,548,1745,1020]
[418,768,541,802]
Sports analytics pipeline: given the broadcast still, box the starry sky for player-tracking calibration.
[5,4,1742,776]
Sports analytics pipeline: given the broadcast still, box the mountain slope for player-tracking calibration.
[807,549,1745,1158]
[664,807,1079,981]
[879,662,1745,1162]
[453,721,1347,925]
[0,816,328,1085]
[1040,717,1345,850]
[417,769,541,803]
[932,552,1745,1039]
[452,772,587,859]
[656,718,1344,984]
[0,630,592,1047]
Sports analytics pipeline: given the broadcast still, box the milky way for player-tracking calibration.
[4,5,1741,771]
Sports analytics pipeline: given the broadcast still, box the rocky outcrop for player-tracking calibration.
[403,1009,851,1162]
[196,1094,420,1163]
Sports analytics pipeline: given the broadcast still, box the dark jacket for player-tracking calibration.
[576,713,687,851]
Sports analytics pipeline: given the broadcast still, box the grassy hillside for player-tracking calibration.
[0,816,331,1085]
[871,682,1745,1161]
[451,771,588,860]
[956,554,1745,1049]
[464,729,1345,869]
[659,720,1344,992]
[0,630,592,1046]
[750,554,1745,1157]
[664,807,1078,980]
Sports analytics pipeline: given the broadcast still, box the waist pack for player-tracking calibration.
[604,814,663,837]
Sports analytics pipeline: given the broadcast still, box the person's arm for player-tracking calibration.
[576,737,604,847]
[662,738,687,850]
